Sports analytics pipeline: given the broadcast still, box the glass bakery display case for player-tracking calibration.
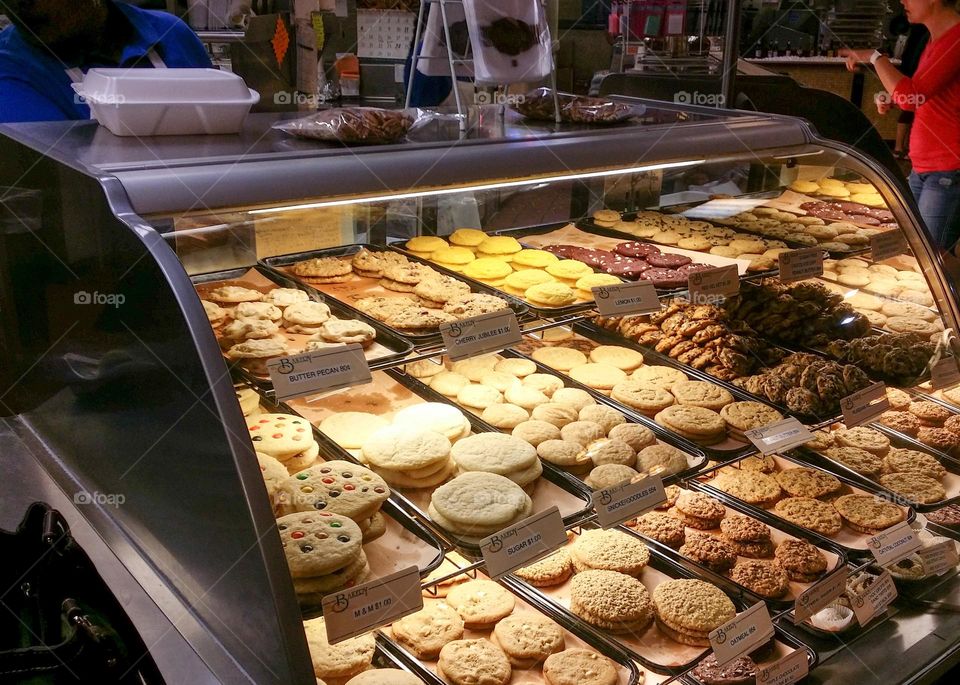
[3,98,960,685]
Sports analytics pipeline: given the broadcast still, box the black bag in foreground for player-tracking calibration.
[0,503,161,684]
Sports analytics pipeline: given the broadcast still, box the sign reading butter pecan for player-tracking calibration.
[709,602,775,668]
[688,265,740,304]
[756,647,809,685]
[268,344,372,401]
[778,247,824,284]
[841,382,889,427]
[593,282,662,316]
[850,570,897,627]
[745,418,813,456]
[868,520,921,566]
[794,566,849,624]
[593,474,667,529]
[480,506,567,579]
[931,356,960,391]
[870,230,909,261]
[322,566,423,644]
[440,310,522,362]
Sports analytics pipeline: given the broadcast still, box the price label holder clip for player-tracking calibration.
[841,382,889,427]
[321,565,423,643]
[480,506,567,579]
[709,602,776,668]
[592,474,667,529]
[440,310,522,362]
[268,344,372,402]
[745,418,812,456]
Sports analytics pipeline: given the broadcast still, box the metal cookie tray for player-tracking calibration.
[384,559,645,685]
[689,453,916,558]
[789,423,960,512]
[373,634,446,685]
[620,486,848,611]
[243,386,447,615]
[262,243,530,345]
[505,523,800,677]
[193,265,414,390]
[520,322,776,462]
[273,368,594,555]
[679,628,818,685]
[493,348,709,481]
[390,229,608,320]
[573,216,782,280]
[579,318,843,428]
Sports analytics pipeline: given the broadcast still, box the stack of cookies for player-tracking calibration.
[811,426,949,504]
[654,405,728,446]
[236,386,262,417]
[279,511,370,602]
[570,569,655,634]
[275,460,391,543]
[450,433,543,489]
[247,413,321,474]
[428,471,533,539]
[826,332,936,383]
[651,579,737,646]
[303,617,376,682]
[355,402,472,489]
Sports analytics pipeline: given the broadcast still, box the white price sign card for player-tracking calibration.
[592,474,667,529]
[593,281,662,317]
[841,382,889,427]
[868,520,921,566]
[850,570,897,627]
[322,566,423,643]
[756,648,809,685]
[440,310,522,362]
[268,344,371,401]
[793,566,849,624]
[931,356,960,391]
[688,265,740,303]
[918,538,960,576]
[871,230,909,261]
[745,418,813,455]
[778,247,824,283]
[709,602,776,668]
[480,507,567,579]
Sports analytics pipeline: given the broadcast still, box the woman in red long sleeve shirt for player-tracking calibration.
[844,0,960,251]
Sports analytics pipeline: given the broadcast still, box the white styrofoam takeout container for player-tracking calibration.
[72,68,260,136]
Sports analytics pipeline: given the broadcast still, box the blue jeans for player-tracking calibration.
[908,170,960,251]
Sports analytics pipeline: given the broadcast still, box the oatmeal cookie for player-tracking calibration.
[774,468,842,499]
[680,533,738,573]
[674,491,726,529]
[879,472,946,504]
[824,447,884,478]
[632,511,686,548]
[834,427,891,455]
[774,497,843,536]
[774,539,827,582]
[832,494,905,534]
[729,560,789,599]
[712,470,782,506]
[878,410,921,437]
[883,447,947,480]
[719,515,770,542]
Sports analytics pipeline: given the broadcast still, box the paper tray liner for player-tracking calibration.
[634,487,843,605]
[382,563,640,685]
[526,529,804,675]
[516,223,751,275]
[195,268,400,364]
[698,455,912,551]
[515,327,751,454]
[284,370,589,535]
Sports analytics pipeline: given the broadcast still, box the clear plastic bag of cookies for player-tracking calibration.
[514,88,643,125]
[274,107,430,145]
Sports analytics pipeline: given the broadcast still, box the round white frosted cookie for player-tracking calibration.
[320,412,390,450]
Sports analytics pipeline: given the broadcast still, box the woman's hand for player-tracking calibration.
[840,48,876,72]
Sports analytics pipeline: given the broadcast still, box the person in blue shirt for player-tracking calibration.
[0,0,212,123]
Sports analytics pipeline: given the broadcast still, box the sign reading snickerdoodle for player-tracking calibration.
[868,520,921,566]
[593,474,666,528]
[268,344,372,401]
[322,565,423,643]
[709,601,775,668]
[841,382,889,427]
[593,282,662,317]
[870,230,909,261]
[480,506,566,579]
[778,247,824,284]
[688,265,740,304]
[793,566,849,624]
[440,310,522,362]
[745,418,813,455]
